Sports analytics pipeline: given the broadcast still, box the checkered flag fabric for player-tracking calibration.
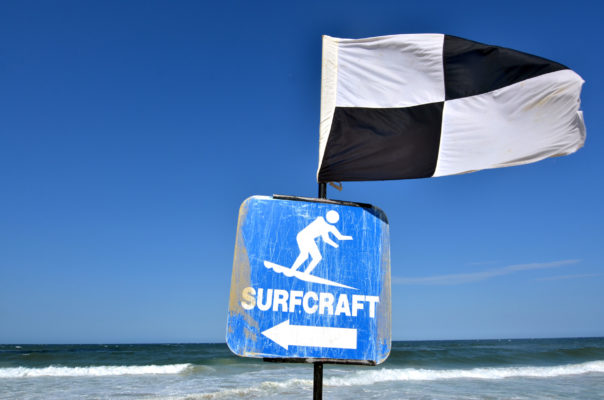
[317,34,585,182]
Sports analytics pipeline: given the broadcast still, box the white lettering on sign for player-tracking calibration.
[241,287,255,310]
[240,287,379,318]
[303,291,318,313]
[319,292,334,315]
[257,288,272,311]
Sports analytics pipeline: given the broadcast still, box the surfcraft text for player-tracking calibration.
[240,287,379,318]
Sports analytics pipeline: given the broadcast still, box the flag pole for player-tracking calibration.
[318,182,326,199]
[314,181,326,400]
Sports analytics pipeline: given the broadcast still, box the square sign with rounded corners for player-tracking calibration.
[226,195,391,364]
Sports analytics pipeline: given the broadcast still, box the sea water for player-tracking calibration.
[1,338,604,399]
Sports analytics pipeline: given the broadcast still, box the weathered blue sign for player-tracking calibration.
[226,195,391,364]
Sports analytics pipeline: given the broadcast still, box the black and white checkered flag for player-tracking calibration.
[317,34,585,182]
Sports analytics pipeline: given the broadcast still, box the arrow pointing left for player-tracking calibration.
[261,320,357,350]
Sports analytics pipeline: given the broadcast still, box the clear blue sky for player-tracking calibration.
[1,0,602,344]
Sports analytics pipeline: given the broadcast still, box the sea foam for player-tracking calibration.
[325,360,604,386]
[157,361,604,399]
[0,363,193,378]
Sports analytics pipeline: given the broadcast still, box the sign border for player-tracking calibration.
[226,194,391,365]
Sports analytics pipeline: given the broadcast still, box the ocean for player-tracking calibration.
[1,338,604,399]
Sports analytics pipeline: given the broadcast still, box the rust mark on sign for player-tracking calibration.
[377,214,392,359]
[243,327,257,342]
[228,199,259,331]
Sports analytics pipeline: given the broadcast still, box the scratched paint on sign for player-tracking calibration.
[226,195,391,363]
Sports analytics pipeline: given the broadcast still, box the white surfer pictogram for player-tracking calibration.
[264,210,356,289]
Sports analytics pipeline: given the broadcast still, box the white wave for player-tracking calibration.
[0,363,193,378]
[325,360,604,386]
[152,378,314,399]
[136,362,604,399]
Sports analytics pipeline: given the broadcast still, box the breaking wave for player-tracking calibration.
[0,363,194,378]
[176,361,604,399]
[147,379,313,399]
[325,360,604,386]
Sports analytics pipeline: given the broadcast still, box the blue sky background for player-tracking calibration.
[1,0,602,343]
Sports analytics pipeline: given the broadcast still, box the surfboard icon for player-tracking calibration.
[264,261,356,290]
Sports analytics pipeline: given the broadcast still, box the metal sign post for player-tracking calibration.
[318,182,327,199]
[313,361,323,400]
[314,182,326,400]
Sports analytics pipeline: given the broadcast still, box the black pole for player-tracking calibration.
[313,362,323,400]
[318,182,327,199]
[315,184,326,399]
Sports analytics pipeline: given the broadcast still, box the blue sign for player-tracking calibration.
[226,195,391,364]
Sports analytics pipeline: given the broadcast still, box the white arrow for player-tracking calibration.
[261,320,357,350]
